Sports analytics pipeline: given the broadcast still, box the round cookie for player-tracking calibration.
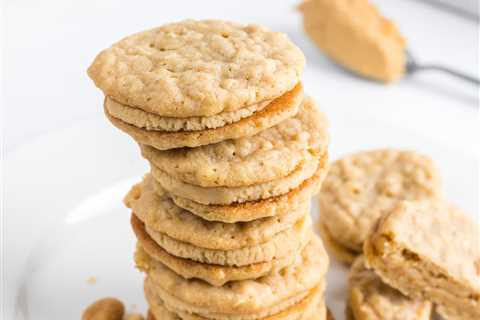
[106,98,271,132]
[142,214,312,267]
[167,155,328,223]
[146,287,326,320]
[147,306,328,320]
[347,256,432,320]
[141,97,329,187]
[151,155,319,205]
[105,84,302,150]
[125,175,309,250]
[88,20,305,118]
[132,217,301,286]
[145,284,326,320]
[144,236,328,320]
[318,149,441,261]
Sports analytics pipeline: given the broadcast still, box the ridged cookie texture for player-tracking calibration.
[364,200,480,320]
[347,255,432,320]
[88,20,305,117]
[105,83,303,150]
[141,213,312,267]
[167,159,327,223]
[125,175,309,251]
[141,97,328,188]
[143,236,328,320]
[318,149,441,262]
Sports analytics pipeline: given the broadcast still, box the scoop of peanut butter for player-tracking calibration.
[299,0,406,83]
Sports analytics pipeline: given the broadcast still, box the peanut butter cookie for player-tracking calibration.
[318,149,441,263]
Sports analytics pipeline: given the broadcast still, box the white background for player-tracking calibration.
[3,0,479,156]
[2,1,479,319]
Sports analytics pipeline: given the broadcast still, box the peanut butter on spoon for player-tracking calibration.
[299,0,406,83]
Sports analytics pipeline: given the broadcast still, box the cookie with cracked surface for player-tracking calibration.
[347,255,432,320]
[138,213,312,267]
[132,216,301,287]
[125,175,309,250]
[166,157,327,223]
[364,200,480,320]
[145,287,327,320]
[143,236,328,320]
[88,19,305,118]
[318,149,441,263]
[151,153,322,205]
[141,96,328,187]
[105,83,303,150]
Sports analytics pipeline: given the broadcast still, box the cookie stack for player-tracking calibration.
[88,20,330,320]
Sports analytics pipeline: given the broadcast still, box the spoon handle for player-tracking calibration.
[412,64,480,86]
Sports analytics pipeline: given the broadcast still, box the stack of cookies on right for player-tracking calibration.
[318,149,480,319]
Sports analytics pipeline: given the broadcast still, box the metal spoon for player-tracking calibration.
[406,50,480,85]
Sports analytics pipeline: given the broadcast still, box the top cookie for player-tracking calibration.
[88,20,305,117]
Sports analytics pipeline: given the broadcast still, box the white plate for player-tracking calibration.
[5,114,478,320]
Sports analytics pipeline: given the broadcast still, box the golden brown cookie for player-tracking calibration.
[105,84,303,150]
[144,236,328,320]
[168,156,327,223]
[318,149,441,263]
[106,97,270,132]
[89,20,305,117]
[364,200,480,320]
[146,287,327,320]
[347,256,432,320]
[132,216,303,287]
[151,155,319,205]
[140,96,328,187]
[125,175,309,251]
[140,213,312,267]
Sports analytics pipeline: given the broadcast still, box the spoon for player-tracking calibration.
[406,50,480,86]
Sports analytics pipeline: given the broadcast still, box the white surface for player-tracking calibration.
[4,115,478,320]
[4,0,479,156]
[423,0,479,18]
